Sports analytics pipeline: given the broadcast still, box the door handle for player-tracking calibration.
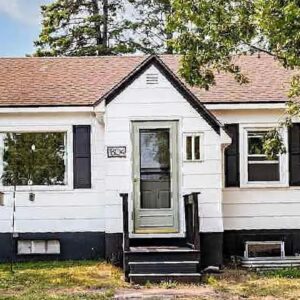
[134,177,139,183]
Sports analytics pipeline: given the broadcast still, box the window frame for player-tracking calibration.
[17,239,61,255]
[183,132,204,162]
[0,125,73,191]
[240,124,288,188]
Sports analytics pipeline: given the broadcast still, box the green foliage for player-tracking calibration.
[262,267,300,279]
[2,132,65,186]
[168,0,300,157]
[128,0,173,54]
[262,129,286,160]
[34,0,135,56]
[35,0,174,56]
[168,0,255,89]
[169,0,300,89]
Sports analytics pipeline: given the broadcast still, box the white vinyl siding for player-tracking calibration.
[105,65,224,234]
[211,108,300,231]
[0,112,106,233]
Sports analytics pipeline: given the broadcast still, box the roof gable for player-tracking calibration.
[98,55,221,134]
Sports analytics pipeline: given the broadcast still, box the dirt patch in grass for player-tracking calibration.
[115,286,229,299]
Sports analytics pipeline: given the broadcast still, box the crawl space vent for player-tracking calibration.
[146,73,159,85]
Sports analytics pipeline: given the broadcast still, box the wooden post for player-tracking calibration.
[192,192,200,251]
[120,193,129,282]
[121,193,129,252]
[184,194,192,246]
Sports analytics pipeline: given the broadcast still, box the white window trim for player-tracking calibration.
[0,125,73,192]
[183,132,204,162]
[240,124,289,188]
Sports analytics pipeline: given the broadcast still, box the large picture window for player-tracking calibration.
[1,132,66,186]
[247,131,280,182]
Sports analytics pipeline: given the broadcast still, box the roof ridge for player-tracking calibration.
[0,55,151,60]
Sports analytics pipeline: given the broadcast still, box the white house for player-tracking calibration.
[0,54,299,282]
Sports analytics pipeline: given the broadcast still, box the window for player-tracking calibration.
[244,241,285,258]
[17,240,60,255]
[247,131,279,182]
[1,132,66,186]
[184,133,203,161]
[240,126,288,187]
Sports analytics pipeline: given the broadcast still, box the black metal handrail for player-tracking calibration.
[120,193,130,281]
[184,192,200,250]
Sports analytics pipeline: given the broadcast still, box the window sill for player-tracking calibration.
[224,184,291,191]
[0,185,74,192]
[240,182,289,189]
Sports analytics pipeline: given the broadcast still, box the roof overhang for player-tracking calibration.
[205,102,286,110]
[0,105,94,114]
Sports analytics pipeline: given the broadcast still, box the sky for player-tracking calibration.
[0,0,51,57]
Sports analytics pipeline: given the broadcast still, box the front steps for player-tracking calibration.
[124,246,201,284]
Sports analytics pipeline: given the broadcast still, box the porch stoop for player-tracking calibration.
[125,246,201,284]
[121,193,202,284]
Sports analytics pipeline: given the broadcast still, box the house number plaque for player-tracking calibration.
[107,146,126,158]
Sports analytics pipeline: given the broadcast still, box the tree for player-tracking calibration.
[128,0,173,53]
[169,0,300,157]
[35,0,135,56]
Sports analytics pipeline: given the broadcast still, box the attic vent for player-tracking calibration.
[146,73,159,85]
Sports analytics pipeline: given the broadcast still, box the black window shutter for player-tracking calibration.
[224,124,240,187]
[289,123,300,186]
[73,125,91,189]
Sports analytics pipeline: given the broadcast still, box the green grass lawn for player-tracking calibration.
[0,261,127,300]
[206,267,300,299]
[2,261,300,299]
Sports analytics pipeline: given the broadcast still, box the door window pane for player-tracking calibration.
[140,129,171,209]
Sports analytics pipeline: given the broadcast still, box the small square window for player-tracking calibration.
[17,240,60,255]
[184,133,203,161]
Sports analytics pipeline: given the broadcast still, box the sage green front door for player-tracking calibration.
[132,121,179,234]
